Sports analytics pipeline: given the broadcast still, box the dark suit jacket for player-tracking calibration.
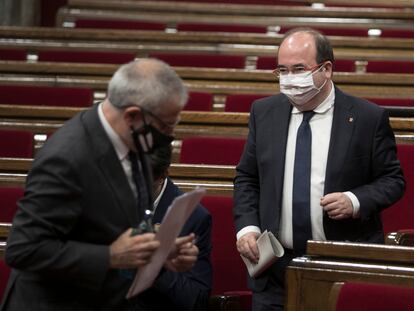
[234,87,405,291]
[133,178,212,311]
[0,105,198,310]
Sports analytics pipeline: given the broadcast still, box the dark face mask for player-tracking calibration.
[131,123,174,154]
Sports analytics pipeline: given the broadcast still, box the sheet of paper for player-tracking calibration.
[241,230,284,278]
[126,187,206,299]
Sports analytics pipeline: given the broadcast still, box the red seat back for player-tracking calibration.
[0,49,27,61]
[366,60,414,74]
[280,26,369,37]
[38,50,136,64]
[180,136,246,165]
[380,29,414,38]
[149,53,246,69]
[177,23,267,33]
[335,282,414,311]
[201,196,249,294]
[0,130,33,158]
[366,98,414,107]
[0,187,24,222]
[0,85,93,107]
[184,92,214,111]
[256,56,277,70]
[382,144,414,234]
[0,260,11,302]
[75,19,166,30]
[225,94,267,112]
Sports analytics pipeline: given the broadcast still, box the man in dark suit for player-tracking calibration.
[131,144,212,311]
[1,59,199,310]
[234,28,405,311]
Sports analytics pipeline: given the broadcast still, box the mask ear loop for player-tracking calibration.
[131,109,153,153]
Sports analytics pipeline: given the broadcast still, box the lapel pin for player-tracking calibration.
[348,117,354,123]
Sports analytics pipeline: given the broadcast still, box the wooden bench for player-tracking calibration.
[0,27,413,61]
[1,61,414,112]
[64,0,414,18]
[0,105,413,141]
[286,240,414,311]
[0,157,235,196]
[57,0,414,29]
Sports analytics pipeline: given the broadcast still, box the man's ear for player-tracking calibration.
[123,106,142,126]
[324,61,333,78]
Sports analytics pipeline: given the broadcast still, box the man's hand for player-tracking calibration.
[109,229,160,269]
[236,232,260,264]
[321,192,354,220]
[165,233,199,272]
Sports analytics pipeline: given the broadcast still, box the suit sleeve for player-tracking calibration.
[351,110,405,219]
[5,153,110,291]
[152,212,212,311]
[233,104,261,232]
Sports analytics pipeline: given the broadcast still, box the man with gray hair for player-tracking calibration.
[1,59,198,311]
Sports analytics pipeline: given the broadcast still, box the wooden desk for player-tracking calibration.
[0,157,235,196]
[0,26,413,60]
[58,0,414,28]
[286,240,414,311]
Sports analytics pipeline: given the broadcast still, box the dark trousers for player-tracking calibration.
[252,250,295,311]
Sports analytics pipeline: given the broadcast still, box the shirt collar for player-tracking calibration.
[153,177,168,212]
[98,102,129,161]
[292,81,335,115]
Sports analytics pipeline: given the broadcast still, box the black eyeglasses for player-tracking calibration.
[139,106,178,134]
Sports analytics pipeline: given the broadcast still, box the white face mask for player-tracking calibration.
[279,67,327,106]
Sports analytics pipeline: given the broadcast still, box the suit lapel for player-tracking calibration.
[81,105,139,227]
[325,88,355,193]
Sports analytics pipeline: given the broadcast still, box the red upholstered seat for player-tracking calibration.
[37,50,136,64]
[75,19,166,30]
[0,187,24,222]
[184,92,213,111]
[334,282,414,311]
[365,98,414,107]
[380,29,414,38]
[149,53,246,69]
[381,144,414,235]
[0,130,33,158]
[0,260,11,302]
[201,196,250,299]
[0,49,27,61]
[366,60,414,74]
[0,85,93,107]
[180,136,246,165]
[333,59,356,72]
[177,23,267,33]
[279,26,369,37]
[256,56,277,70]
[224,94,267,112]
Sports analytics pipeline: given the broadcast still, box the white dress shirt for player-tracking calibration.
[97,102,138,197]
[237,83,360,247]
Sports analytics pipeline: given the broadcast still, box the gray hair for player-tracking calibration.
[107,58,188,113]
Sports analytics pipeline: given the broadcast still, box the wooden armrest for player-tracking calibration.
[0,223,11,240]
[0,241,6,259]
[328,282,345,311]
[209,291,251,311]
[209,294,241,311]
[386,230,414,246]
